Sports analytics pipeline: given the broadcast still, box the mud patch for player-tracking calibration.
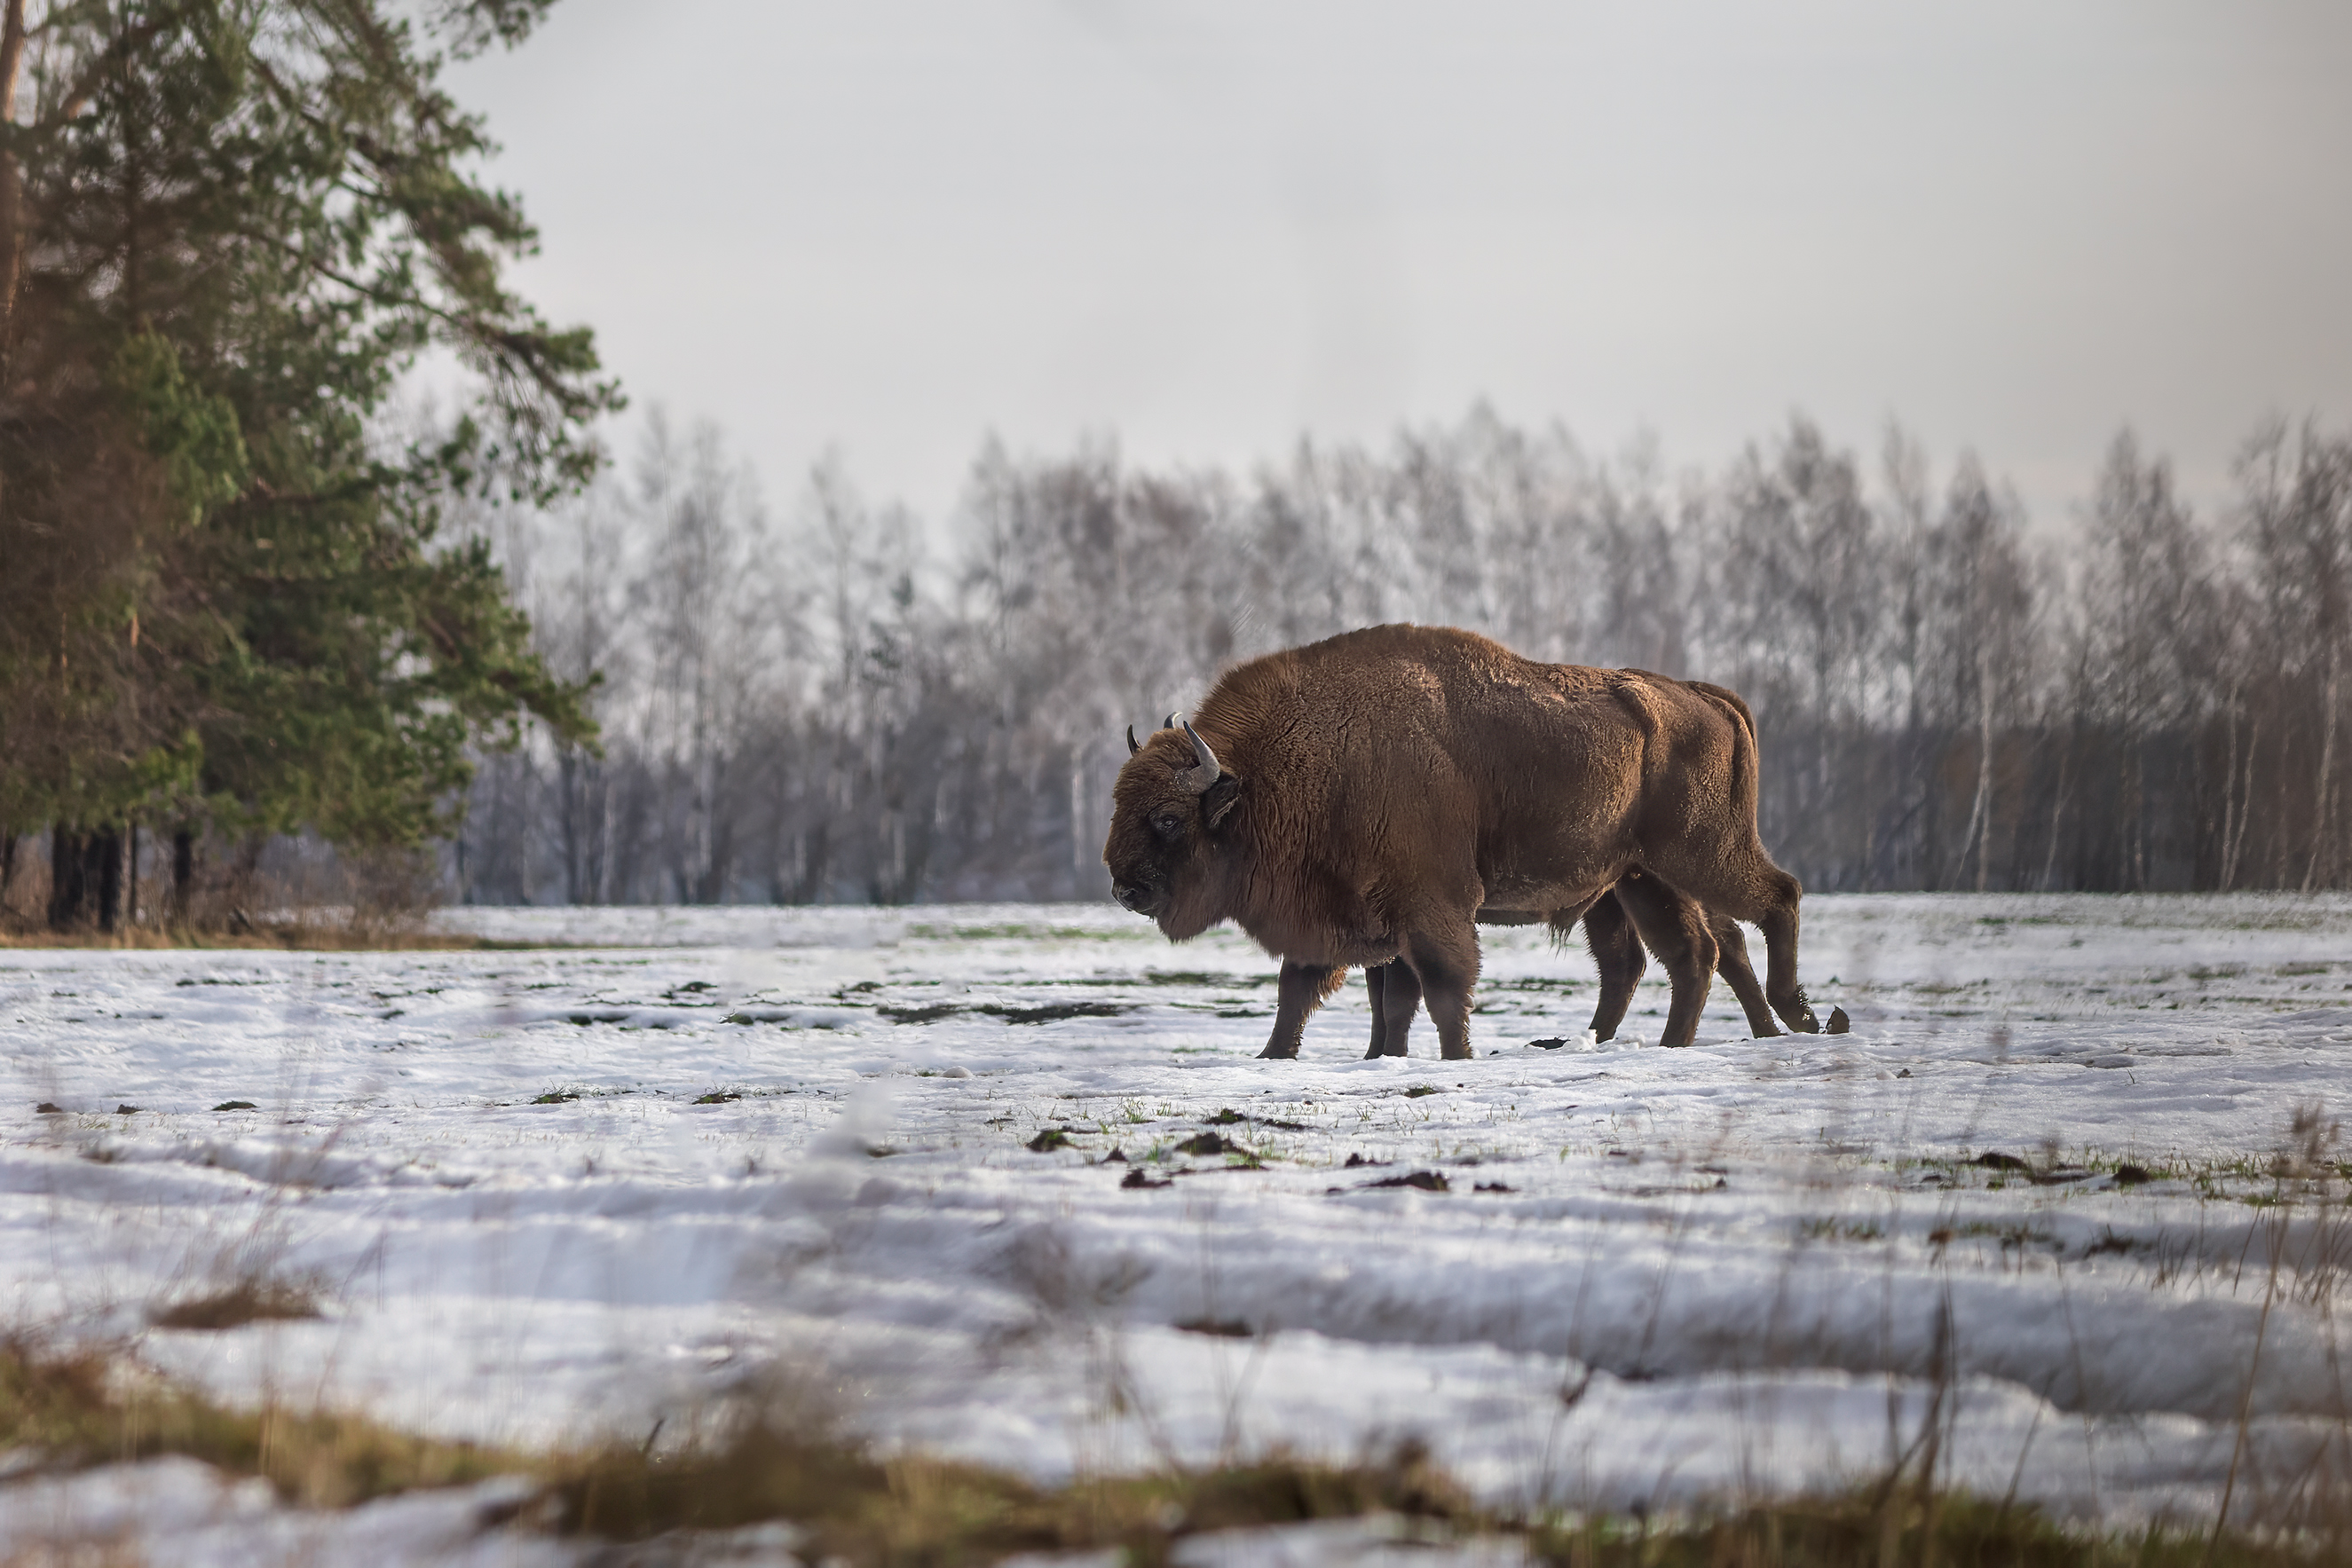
[982,1001,1133,1025]
[1337,1170,1449,1194]
[880,1004,964,1024]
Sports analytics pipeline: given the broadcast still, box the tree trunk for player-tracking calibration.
[91,828,121,933]
[2040,730,2072,892]
[559,748,582,904]
[2230,717,2259,892]
[2307,655,2340,893]
[1956,649,1995,892]
[0,0,28,358]
[49,826,87,930]
[171,829,195,923]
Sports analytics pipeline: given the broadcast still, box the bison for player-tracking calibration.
[1104,625,1819,1057]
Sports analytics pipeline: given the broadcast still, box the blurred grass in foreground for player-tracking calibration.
[2,1335,2342,1564]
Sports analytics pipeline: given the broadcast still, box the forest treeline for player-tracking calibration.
[453,405,2352,905]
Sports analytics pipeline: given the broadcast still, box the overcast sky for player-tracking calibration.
[453,1,2352,533]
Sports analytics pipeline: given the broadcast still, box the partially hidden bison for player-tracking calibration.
[1361,880,1786,1057]
[1103,624,1819,1058]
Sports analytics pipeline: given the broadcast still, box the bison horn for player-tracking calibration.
[1182,720,1221,786]
[1126,725,1140,756]
[1163,712,1178,732]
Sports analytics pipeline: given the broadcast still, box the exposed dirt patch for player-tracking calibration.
[1174,1318,1253,1338]
[880,1004,963,1024]
[1347,1170,1449,1194]
[982,1001,1133,1025]
[150,1279,321,1331]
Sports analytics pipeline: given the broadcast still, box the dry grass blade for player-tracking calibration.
[550,1418,1476,1563]
[0,1335,519,1509]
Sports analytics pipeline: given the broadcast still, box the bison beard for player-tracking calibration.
[1103,625,1819,1057]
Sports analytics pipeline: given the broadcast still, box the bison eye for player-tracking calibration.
[1151,811,1183,841]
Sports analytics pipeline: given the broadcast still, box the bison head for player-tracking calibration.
[1104,715,1243,939]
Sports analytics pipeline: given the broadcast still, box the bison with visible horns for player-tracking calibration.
[1103,625,1819,1058]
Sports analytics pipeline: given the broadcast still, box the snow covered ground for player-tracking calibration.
[8,893,2352,1556]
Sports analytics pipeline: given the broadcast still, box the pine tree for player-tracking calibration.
[0,0,612,929]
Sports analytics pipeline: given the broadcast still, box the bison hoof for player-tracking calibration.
[1826,1005,1851,1035]
[1257,1044,1298,1060]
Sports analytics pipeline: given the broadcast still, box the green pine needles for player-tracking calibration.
[0,0,614,924]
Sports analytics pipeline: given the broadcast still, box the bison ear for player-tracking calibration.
[1203,772,1243,831]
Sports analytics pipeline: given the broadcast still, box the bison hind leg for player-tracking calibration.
[1612,871,1717,1048]
[1366,959,1421,1058]
[1581,892,1645,1043]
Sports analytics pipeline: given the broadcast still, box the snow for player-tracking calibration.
[8,892,2352,1557]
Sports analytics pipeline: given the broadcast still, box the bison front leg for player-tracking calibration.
[1754,879,1819,1034]
[1364,959,1421,1058]
[1612,871,1718,1048]
[1708,912,1781,1037]
[1260,961,1345,1059]
[1581,892,1646,1043]
[1400,922,1481,1061]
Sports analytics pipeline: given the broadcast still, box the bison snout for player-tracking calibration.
[1113,880,1163,916]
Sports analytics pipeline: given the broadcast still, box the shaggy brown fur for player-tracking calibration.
[1103,625,1817,1057]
